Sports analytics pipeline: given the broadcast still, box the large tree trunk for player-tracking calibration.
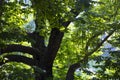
[27,28,64,80]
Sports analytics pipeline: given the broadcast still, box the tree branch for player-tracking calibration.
[0,44,42,56]
[46,28,64,65]
[66,62,80,80]
[0,55,35,66]
[46,1,84,64]
[44,0,91,77]
[66,30,116,80]
[87,29,116,56]
[85,32,103,52]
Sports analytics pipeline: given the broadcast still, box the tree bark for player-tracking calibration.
[66,63,80,80]
[0,55,35,66]
[36,28,64,80]
[1,44,41,56]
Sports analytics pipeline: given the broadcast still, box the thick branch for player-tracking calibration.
[66,62,80,80]
[46,2,83,64]
[0,55,35,66]
[46,28,64,64]
[44,1,90,77]
[61,21,71,27]
[1,44,41,56]
[41,28,65,77]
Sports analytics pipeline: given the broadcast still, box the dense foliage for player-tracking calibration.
[0,0,120,80]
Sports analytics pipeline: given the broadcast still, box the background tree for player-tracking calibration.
[0,0,120,80]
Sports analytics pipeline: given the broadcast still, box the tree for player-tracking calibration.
[0,0,120,80]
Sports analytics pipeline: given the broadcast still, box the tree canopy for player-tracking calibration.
[0,0,120,80]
